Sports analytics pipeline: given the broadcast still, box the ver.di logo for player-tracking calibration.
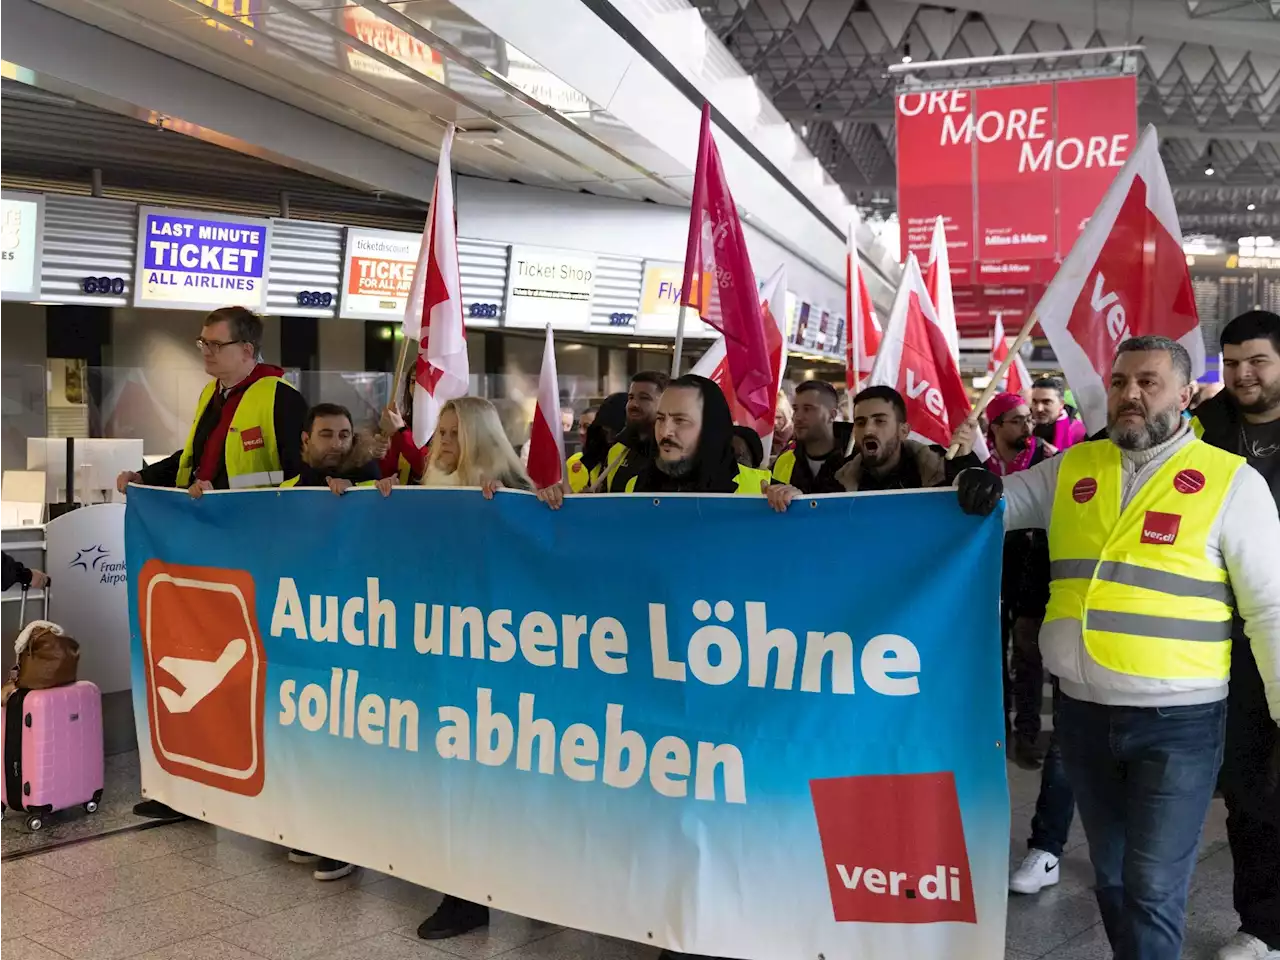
[69,545,127,586]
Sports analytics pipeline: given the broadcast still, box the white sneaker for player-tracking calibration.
[1009,849,1060,895]
[1216,933,1280,960]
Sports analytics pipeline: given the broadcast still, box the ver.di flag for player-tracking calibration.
[1033,124,1201,434]
[988,314,1031,396]
[403,124,469,447]
[681,103,771,420]
[527,325,565,489]
[692,265,788,460]
[925,216,960,364]
[846,210,882,391]
[869,253,973,450]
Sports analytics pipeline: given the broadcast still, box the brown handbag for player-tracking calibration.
[16,628,80,690]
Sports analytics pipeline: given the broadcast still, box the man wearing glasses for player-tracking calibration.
[117,306,306,499]
[117,306,306,821]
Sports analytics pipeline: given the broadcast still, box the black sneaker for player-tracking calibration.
[417,895,489,940]
[1013,738,1044,771]
[132,800,188,822]
[288,850,320,864]
[314,858,355,881]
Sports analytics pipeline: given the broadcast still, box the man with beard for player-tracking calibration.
[958,335,1280,960]
[770,379,848,492]
[630,374,770,495]
[602,371,668,491]
[1031,375,1088,450]
[279,403,394,496]
[1192,311,1280,960]
[767,386,979,511]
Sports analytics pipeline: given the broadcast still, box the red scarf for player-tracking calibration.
[986,436,1040,477]
[196,364,283,482]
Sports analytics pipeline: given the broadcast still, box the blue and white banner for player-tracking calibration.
[127,486,1008,959]
[134,207,271,311]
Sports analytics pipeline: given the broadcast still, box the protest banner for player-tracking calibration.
[128,485,1008,959]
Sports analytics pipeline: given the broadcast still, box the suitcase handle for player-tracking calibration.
[17,582,50,627]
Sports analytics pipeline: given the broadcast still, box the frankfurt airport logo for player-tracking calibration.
[70,544,110,571]
[138,560,266,796]
[810,772,976,924]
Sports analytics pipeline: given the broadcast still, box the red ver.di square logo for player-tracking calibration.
[810,772,976,924]
[139,560,266,796]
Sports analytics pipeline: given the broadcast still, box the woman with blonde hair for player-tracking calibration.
[420,396,533,495]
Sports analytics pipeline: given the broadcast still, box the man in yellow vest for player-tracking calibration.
[957,335,1280,960]
[117,306,306,499]
[602,371,668,491]
[116,306,306,822]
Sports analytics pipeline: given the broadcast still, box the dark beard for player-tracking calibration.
[1108,405,1182,451]
[655,455,694,478]
[1236,380,1280,417]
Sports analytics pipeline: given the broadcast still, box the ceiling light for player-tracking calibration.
[800,123,809,137]
[902,43,913,64]
[1248,202,1257,211]
[1204,142,1214,177]
[1204,164,1214,176]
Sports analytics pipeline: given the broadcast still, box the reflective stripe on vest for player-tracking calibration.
[398,454,412,487]
[772,449,796,486]
[175,378,291,489]
[622,465,769,495]
[1045,438,1244,681]
[230,470,285,489]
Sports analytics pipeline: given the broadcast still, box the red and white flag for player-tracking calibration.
[403,125,469,448]
[989,314,1031,396]
[692,264,788,459]
[845,210,882,392]
[1035,124,1202,433]
[681,103,771,420]
[924,216,960,363]
[869,253,977,451]
[526,325,565,489]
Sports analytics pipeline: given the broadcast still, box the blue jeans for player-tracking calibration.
[1028,685,1075,858]
[1056,693,1226,960]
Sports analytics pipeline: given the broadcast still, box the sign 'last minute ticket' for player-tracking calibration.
[134,207,272,311]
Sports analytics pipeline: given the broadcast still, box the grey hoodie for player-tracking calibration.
[1001,425,1280,723]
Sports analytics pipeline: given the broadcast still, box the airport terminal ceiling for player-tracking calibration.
[695,0,1280,237]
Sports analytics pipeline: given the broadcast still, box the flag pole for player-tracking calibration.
[946,310,1040,459]
[391,336,418,413]
[671,303,689,377]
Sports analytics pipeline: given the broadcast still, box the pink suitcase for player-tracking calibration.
[2,584,104,830]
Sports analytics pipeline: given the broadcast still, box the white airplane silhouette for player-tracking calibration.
[157,638,247,714]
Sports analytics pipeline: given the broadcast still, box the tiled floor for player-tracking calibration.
[0,754,1242,960]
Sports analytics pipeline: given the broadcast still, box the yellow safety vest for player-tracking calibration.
[397,454,413,487]
[621,465,771,495]
[279,475,376,489]
[1046,438,1244,682]
[175,378,296,489]
[566,453,598,494]
[604,441,632,492]
[772,449,796,485]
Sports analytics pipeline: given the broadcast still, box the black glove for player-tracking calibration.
[957,468,1003,517]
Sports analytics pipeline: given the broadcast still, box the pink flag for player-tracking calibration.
[403,125,469,447]
[681,103,770,420]
[845,211,882,392]
[692,265,788,459]
[1034,125,1201,433]
[924,216,960,363]
[988,314,1031,396]
[527,325,565,489]
[868,254,973,450]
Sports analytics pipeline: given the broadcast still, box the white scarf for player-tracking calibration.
[423,464,462,487]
